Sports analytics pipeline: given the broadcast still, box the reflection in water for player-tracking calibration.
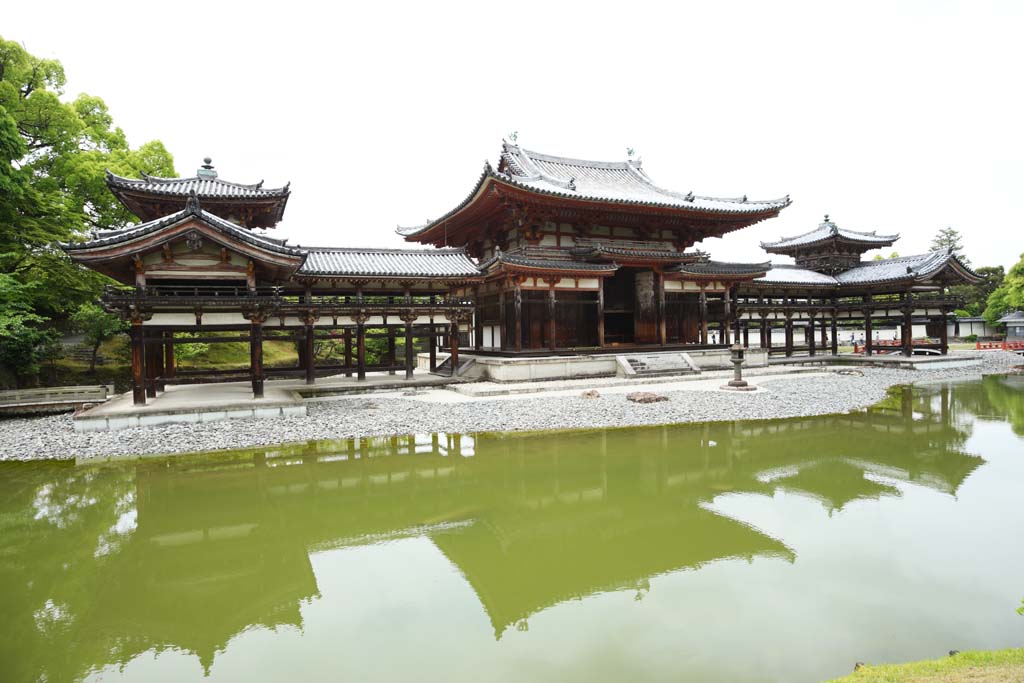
[0,379,1018,682]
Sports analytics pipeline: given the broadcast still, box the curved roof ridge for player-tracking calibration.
[107,169,286,192]
[305,246,468,254]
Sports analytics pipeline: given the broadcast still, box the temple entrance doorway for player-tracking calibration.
[603,268,636,344]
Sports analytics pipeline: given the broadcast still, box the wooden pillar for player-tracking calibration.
[722,289,732,345]
[742,322,750,348]
[498,289,508,351]
[449,321,459,377]
[657,273,667,346]
[820,317,828,349]
[343,329,353,378]
[513,283,523,352]
[902,302,913,357]
[429,323,437,371]
[762,316,771,352]
[403,316,415,380]
[808,317,816,356]
[250,319,264,399]
[356,320,366,381]
[864,311,874,356]
[547,285,557,351]
[597,277,606,347]
[387,327,397,375]
[699,289,708,344]
[784,315,794,357]
[144,333,158,398]
[304,320,316,385]
[940,310,949,355]
[474,286,483,351]
[131,321,146,406]
[163,331,176,379]
[830,313,839,355]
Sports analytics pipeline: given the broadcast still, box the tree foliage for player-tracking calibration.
[0,37,176,386]
[930,227,969,265]
[983,253,1024,325]
[952,265,1004,317]
[70,302,126,372]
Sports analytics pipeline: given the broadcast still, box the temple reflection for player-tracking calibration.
[0,382,1000,681]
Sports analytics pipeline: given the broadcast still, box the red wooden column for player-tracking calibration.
[387,326,397,375]
[784,310,794,357]
[864,311,874,356]
[130,319,146,406]
[163,331,176,380]
[808,315,816,356]
[597,277,606,347]
[473,285,484,351]
[144,334,159,398]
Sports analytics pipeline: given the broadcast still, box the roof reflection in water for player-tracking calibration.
[1,380,1011,681]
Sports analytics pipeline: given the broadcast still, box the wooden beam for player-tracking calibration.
[131,322,146,405]
[250,320,264,399]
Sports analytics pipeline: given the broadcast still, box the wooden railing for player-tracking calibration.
[852,339,941,354]
[977,340,1024,351]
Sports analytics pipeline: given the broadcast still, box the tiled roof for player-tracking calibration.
[669,261,771,277]
[752,250,981,288]
[299,247,481,278]
[762,216,898,251]
[479,248,618,273]
[106,170,290,200]
[399,141,791,237]
[754,265,839,286]
[836,251,977,285]
[64,199,304,257]
[997,311,1024,324]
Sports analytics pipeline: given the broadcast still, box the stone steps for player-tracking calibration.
[619,353,700,377]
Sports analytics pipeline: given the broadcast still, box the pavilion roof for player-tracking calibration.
[478,247,619,274]
[106,159,291,227]
[751,250,982,288]
[761,215,898,252]
[668,260,771,278]
[64,195,304,258]
[106,169,290,201]
[398,141,791,239]
[298,247,481,278]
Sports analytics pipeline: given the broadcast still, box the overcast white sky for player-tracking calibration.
[6,0,1023,269]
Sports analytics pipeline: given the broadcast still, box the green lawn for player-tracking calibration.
[827,648,1024,683]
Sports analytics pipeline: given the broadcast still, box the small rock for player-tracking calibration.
[626,392,668,404]
[854,662,865,671]
[580,389,601,399]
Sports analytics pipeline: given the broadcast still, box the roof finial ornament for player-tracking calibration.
[185,189,201,214]
[507,131,518,144]
[567,177,576,191]
[824,213,830,222]
[684,191,694,202]
[197,157,217,179]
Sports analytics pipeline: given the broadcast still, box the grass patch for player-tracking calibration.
[827,648,1024,682]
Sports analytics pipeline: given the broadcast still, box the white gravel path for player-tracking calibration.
[2,352,1020,462]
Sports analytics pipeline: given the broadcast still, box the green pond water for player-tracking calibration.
[2,377,1024,683]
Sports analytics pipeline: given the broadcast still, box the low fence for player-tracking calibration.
[852,339,941,354]
[976,341,1024,351]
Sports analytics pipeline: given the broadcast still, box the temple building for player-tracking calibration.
[64,142,981,403]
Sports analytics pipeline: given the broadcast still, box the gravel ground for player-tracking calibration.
[2,351,1020,462]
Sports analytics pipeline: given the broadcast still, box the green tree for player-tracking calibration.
[872,251,900,261]
[983,253,1024,325]
[930,227,969,265]
[0,36,176,322]
[70,303,126,373]
[952,265,1004,317]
